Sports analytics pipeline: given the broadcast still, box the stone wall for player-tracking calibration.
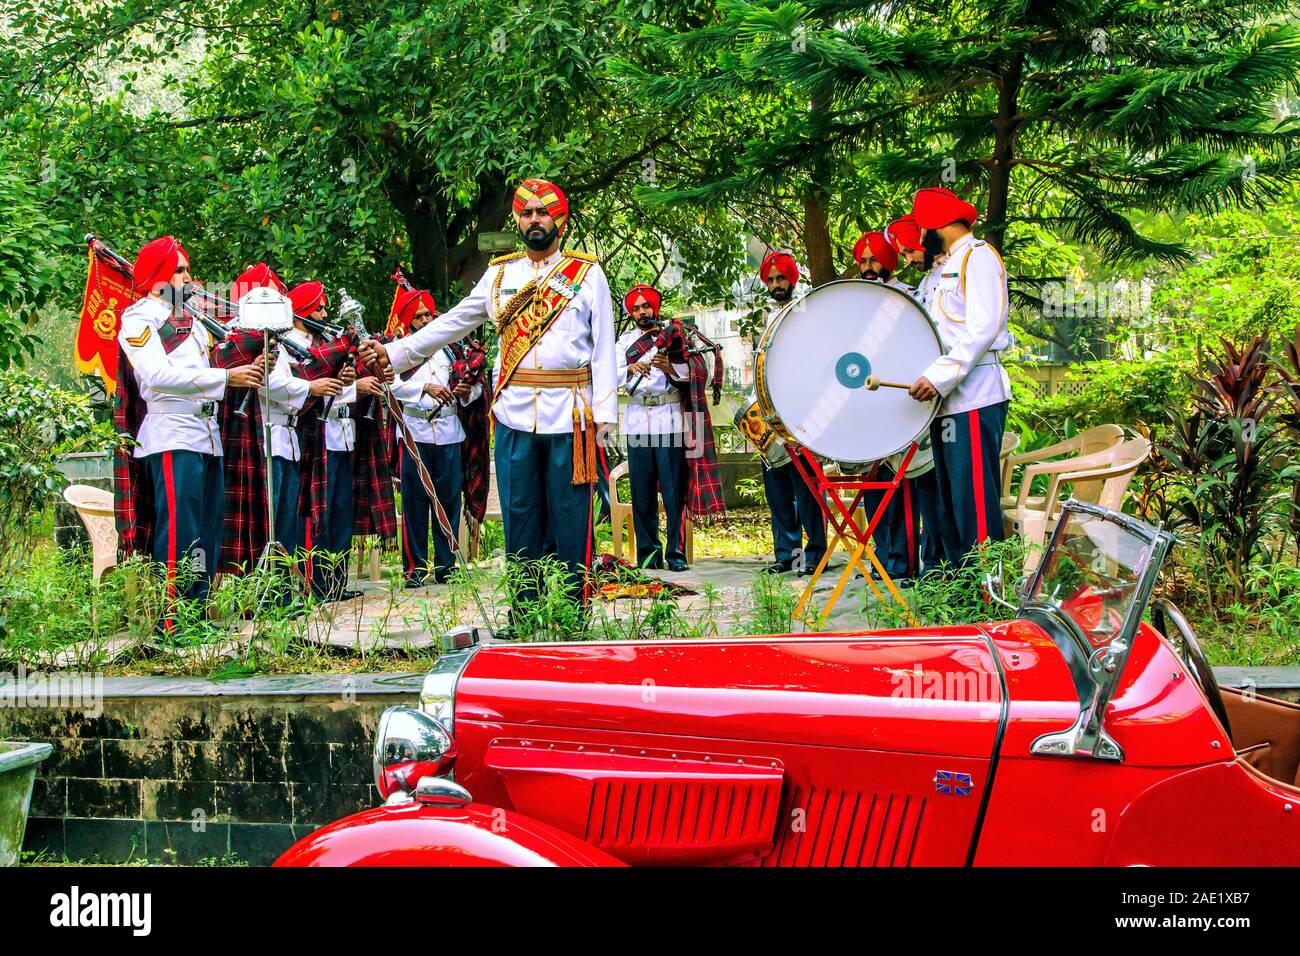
[0,674,420,865]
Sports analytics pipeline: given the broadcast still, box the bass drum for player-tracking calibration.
[734,393,790,468]
[755,280,942,466]
[890,431,935,478]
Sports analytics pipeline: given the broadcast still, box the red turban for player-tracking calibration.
[759,251,800,287]
[623,284,662,319]
[912,187,979,231]
[885,215,923,253]
[232,262,287,301]
[393,287,437,334]
[852,232,899,273]
[513,178,569,234]
[287,281,326,319]
[133,236,188,294]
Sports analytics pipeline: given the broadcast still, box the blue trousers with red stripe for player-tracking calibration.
[314,450,354,598]
[494,422,594,607]
[400,440,462,582]
[146,450,225,604]
[763,460,827,568]
[928,401,1008,568]
[627,435,687,568]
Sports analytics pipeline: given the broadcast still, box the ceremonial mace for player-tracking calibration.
[338,288,492,626]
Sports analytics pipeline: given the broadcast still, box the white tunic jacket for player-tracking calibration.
[258,341,311,462]
[118,296,227,458]
[388,349,480,446]
[615,327,690,436]
[383,251,619,435]
[917,233,1013,416]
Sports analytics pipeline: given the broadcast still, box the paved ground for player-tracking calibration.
[299,549,910,652]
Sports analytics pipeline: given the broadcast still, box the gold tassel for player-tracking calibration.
[572,388,586,485]
[583,415,598,486]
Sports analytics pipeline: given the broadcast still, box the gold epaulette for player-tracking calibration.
[564,249,600,264]
[489,251,527,266]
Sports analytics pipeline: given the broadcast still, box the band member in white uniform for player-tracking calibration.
[118,236,262,611]
[906,187,1013,568]
[616,283,692,571]
[387,289,478,586]
[360,178,619,616]
[756,250,826,575]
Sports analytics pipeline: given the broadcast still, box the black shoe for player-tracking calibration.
[433,569,453,584]
[404,576,427,589]
[332,588,364,602]
[763,559,794,574]
[667,559,689,572]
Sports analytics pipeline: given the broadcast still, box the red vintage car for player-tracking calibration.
[276,501,1300,867]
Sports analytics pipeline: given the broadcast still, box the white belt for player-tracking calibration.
[328,406,351,420]
[974,352,1004,369]
[404,403,457,421]
[269,411,299,427]
[148,400,218,418]
[627,392,681,408]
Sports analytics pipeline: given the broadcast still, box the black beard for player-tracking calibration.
[635,317,658,330]
[520,223,558,251]
[162,282,187,318]
[769,285,793,303]
[921,231,946,270]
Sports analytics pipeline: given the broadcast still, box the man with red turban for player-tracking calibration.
[906,187,1012,567]
[754,250,826,575]
[116,236,263,619]
[617,284,692,570]
[360,178,619,624]
[283,281,381,600]
[386,289,480,586]
[852,231,910,293]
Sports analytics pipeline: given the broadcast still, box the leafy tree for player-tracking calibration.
[4,0,747,326]
[624,0,1300,291]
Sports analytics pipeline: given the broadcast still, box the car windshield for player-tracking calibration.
[1024,506,1164,649]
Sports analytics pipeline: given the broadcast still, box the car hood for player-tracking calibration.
[454,628,1006,759]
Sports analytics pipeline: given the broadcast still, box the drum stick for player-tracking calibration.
[865,374,911,391]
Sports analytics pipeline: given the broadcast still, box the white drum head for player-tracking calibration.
[757,280,941,465]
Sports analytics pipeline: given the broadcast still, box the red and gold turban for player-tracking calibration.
[911,187,979,231]
[853,232,899,273]
[623,283,662,319]
[393,287,437,335]
[759,250,800,287]
[885,215,923,253]
[287,281,326,319]
[232,262,288,301]
[133,236,188,294]
[513,178,570,234]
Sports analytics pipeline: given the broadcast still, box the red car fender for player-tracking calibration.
[274,800,626,867]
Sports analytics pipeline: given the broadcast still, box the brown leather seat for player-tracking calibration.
[1222,686,1300,787]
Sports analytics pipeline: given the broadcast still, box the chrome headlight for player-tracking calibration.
[373,706,456,800]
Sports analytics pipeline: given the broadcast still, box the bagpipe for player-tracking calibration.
[626,316,724,404]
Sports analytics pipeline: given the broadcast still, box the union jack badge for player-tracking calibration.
[933,771,973,796]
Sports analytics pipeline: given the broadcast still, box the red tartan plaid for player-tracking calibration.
[350,353,397,539]
[448,341,490,524]
[295,332,358,533]
[624,323,725,523]
[211,329,274,573]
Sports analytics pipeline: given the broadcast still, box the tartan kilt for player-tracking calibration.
[113,353,153,561]
[350,357,397,539]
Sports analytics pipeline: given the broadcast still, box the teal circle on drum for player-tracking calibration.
[835,351,872,389]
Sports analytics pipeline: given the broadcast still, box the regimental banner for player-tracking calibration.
[382,270,406,338]
[76,241,137,394]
